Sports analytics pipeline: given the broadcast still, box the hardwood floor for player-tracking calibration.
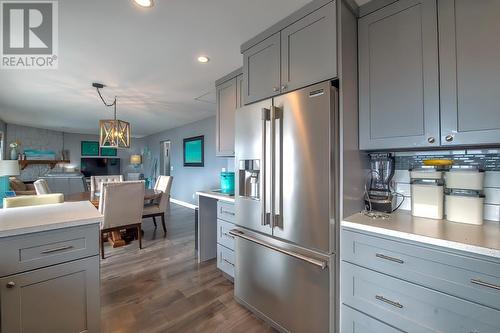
[100,203,276,333]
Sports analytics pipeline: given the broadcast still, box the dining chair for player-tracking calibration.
[34,179,51,195]
[142,176,173,236]
[3,193,64,208]
[90,175,123,193]
[99,181,145,259]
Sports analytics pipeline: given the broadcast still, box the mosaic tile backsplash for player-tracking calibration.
[395,152,500,171]
[380,149,500,221]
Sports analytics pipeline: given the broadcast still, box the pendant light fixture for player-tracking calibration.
[93,83,131,149]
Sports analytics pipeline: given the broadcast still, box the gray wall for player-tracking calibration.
[63,132,146,176]
[5,123,145,181]
[0,118,6,159]
[144,116,233,205]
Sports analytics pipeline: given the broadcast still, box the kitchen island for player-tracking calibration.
[0,201,102,332]
[196,190,235,279]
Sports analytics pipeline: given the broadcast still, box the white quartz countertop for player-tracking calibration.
[196,190,235,203]
[0,201,103,238]
[342,211,500,259]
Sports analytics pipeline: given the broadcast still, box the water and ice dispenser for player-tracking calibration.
[238,160,260,200]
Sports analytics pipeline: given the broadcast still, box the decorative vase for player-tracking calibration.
[10,148,18,160]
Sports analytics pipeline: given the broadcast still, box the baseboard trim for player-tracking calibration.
[170,198,198,210]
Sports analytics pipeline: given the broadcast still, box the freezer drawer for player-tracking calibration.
[232,228,332,333]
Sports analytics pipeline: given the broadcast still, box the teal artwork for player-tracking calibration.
[81,141,99,156]
[183,136,204,167]
[100,147,117,156]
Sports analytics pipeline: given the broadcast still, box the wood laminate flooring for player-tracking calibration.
[100,203,276,333]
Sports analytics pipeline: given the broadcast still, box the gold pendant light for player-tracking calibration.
[93,83,131,149]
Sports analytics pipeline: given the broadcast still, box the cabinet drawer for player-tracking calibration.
[342,262,500,333]
[217,244,235,278]
[341,305,403,333]
[0,224,99,277]
[342,229,500,311]
[217,201,235,223]
[217,219,235,250]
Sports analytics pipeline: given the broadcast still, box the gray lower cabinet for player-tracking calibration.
[1,256,100,333]
[216,77,237,156]
[280,1,337,93]
[439,0,500,146]
[216,201,235,279]
[341,228,500,332]
[243,32,281,105]
[358,0,440,150]
[341,305,404,333]
[0,225,100,332]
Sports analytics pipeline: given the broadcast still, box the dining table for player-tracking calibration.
[66,189,163,247]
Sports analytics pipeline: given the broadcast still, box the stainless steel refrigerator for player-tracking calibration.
[230,81,338,333]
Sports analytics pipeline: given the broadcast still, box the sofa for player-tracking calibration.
[9,177,36,195]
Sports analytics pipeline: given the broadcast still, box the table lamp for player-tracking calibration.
[0,160,20,208]
[130,154,142,165]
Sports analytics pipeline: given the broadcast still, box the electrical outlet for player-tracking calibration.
[192,193,195,199]
[171,166,174,171]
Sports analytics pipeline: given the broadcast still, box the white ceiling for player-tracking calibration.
[0,0,315,137]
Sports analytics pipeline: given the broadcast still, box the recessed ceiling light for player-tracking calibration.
[197,56,210,63]
[133,0,154,8]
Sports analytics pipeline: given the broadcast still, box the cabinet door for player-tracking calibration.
[1,256,100,333]
[216,78,237,156]
[243,32,281,104]
[439,0,500,146]
[358,0,440,150]
[281,1,337,93]
[341,305,403,333]
[236,74,244,108]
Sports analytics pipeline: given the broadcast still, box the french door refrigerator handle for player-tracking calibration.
[272,106,283,228]
[261,108,272,226]
[229,229,327,269]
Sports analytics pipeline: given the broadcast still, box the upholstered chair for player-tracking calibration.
[34,179,51,195]
[90,175,123,193]
[99,181,145,259]
[142,176,173,236]
[3,193,64,208]
[8,177,36,195]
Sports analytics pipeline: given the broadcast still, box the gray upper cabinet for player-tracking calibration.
[236,73,244,109]
[281,1,337,93]
[243,32,281,105]
[439,0,500,146]
[358,0,440,150]
[216,75,238,157]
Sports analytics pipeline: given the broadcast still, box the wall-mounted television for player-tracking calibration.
[80,158,120,177]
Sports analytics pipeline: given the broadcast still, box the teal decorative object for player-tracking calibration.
[220,172,235,194]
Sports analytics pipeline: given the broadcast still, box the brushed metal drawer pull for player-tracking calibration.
[6,281,16,289]
[221,210,235,216]
[40,245,74,254]
[376,295,403,309]
[223,258,235,267]
[470,279,500,291]
[376,253,404,264]
[222,232,235,239]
